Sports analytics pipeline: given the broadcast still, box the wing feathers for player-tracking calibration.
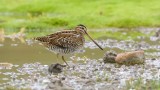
[35,30,84,49]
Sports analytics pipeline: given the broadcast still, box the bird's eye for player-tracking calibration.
[81,27,84,29]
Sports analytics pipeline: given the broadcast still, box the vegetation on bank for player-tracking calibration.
[0,0,160,31]
[0,28,153,40]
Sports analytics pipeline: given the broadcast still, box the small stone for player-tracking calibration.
[61,77,65,80]
[0,62,13,69]
[48,63,66,74]
[48,79,64,89]
[115,50,145,65]
[49,78,63,86]
[103,51,117,63]
[155,29,160,37]
[151,58,156,60]
[120,79,126,86]
[85,79,95,85]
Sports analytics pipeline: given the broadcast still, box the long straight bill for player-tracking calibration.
[86,33,103,50]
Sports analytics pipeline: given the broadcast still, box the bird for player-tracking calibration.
[34,24,103,66]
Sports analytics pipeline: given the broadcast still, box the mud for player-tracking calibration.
[0,29,159,90]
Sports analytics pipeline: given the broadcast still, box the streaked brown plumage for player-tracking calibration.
[35,24,103,66]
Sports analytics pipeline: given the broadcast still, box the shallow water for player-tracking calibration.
[0,30,160,90]
[0,39,106,65]
[0,36,106,86]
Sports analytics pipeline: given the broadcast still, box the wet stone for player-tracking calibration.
[155,29,160,37]
[115,50,145,65]
[150,29,160,41]
[103,51,117,63]
[151,58,156,60]
[0,63,13,69]
[48,63,66,74]
[103,50,145,65]
[47,78,73,90]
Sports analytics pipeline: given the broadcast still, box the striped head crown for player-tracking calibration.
[75,24,87,34]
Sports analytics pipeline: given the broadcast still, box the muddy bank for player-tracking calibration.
[0,29,160,90]
[0,57,159,90]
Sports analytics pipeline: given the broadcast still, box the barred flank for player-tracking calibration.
[48,45,75,54]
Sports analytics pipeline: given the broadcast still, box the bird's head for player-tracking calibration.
[75,24,103,50]
[75,24,87,34]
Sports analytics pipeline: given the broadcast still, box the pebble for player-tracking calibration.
[0,62,13,69]
[103,51,117,63]
[48,63,66,74]
[155,29,160,37]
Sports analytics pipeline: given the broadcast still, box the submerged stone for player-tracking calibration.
[48,63,66,74]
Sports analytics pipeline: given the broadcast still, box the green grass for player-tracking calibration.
[0,0,160,30]
[1,27,153,40]
[88,30,152,40]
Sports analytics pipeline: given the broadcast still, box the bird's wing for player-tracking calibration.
[34,30,73,42]
[48,31,84,49]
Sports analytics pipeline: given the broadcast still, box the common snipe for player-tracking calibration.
[35,24,103,66]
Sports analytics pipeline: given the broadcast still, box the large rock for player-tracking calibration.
[103,50,145,65]
[115,50,145,65]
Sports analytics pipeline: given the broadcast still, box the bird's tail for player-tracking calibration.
[34,36,49,42]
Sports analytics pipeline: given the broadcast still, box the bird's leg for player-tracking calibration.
[62,56,69,67]
[57,53,59,58]
[56,53,59,63]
